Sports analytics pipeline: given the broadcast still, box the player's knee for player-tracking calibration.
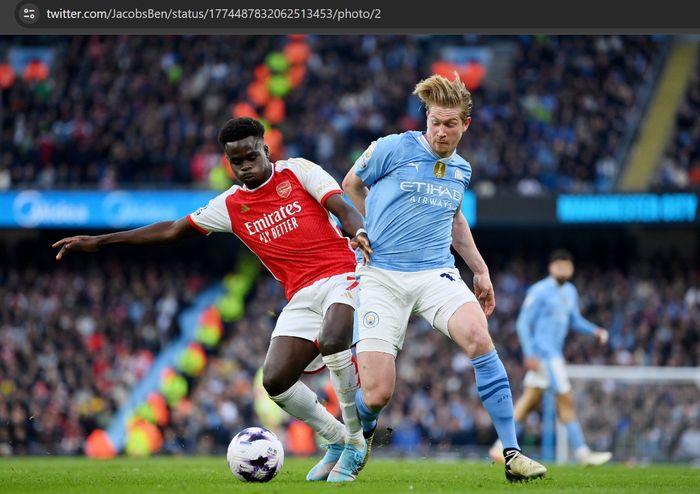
[317,333,349,356]
[559,393,574,407]
[262,369,292,398]
[449,305,494,358]
[556,393,576,420]
[464,325,493,358]
[362,383,393,410]
[558,404,576,423]
[318,318,353,356]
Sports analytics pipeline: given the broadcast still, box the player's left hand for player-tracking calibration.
[473,272,495,317]
[351,232,373,265]
[595,328,609,345]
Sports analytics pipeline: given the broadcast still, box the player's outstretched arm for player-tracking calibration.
[451,211,495,316]
[341,165,368,217]
[324,194,373,264]
[52,217,200,260]
[516,290,539,366]
[569,289,607,344]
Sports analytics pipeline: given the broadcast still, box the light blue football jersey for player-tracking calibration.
[516,276,598,359]
[354,131,472,272]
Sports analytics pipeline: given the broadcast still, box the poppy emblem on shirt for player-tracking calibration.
[240,204,250,213]
[434,161,446,178]
[276,181,292,198]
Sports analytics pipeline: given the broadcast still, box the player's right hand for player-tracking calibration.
[52,236,100,260]
[524,357,540,371]
[351,232,373,265]
[473,273,496,317]
[595,328,609,345]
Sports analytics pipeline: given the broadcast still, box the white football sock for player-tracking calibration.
[269,381,346,445]
[323,349,365,448]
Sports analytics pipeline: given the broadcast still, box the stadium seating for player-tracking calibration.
[0,35,668,193]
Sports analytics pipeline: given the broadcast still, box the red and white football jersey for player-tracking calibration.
[187,158,357,300]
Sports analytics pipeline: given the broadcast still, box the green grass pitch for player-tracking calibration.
[1,457,699,494]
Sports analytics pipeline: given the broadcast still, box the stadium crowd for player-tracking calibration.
[0,252,210,456]
[152,251,700,461]
[8,247,700,464]
[1,34,669,194]
[4,247,697,463]
[166,249,700,460]
[652,49,700,190]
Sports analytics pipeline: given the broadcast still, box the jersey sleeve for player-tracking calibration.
[353,133,403,187]
[462,160,473,190]
[516,285,542,358]
[282,158,343,205]
[187,188,234,234]
[569,286,598,334]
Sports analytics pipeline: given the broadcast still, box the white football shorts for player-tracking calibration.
[355,265,477,357]
[523,357,572,394]
[271,272,359,374]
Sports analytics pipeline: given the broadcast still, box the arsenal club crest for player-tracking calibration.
[434,161,446,178]
[276,181,292,198]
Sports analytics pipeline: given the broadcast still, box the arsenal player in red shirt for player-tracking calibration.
[53,117,372,482]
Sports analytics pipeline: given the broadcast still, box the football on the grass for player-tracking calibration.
[226,426,284,482]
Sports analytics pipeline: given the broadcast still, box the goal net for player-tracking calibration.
[545,365,700,464]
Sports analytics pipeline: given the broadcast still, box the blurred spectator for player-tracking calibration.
[1,246,698,460]
[653,50,700,191]
[0,255,210,456]
[156,250,700,460]
[1,34,667,193]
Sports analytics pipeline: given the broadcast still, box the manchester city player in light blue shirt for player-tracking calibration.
[490,249,612,466]
[342,73,546,482]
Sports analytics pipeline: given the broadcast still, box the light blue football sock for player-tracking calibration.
[355,388,379,433]
[515,421,524,438]
[472,349,519,450]
[564,420,586,450]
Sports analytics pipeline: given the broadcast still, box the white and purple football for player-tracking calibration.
[226,427,285,482]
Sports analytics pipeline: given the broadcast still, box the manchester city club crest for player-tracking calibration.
[434,161,446,178]
[362,311,379,328]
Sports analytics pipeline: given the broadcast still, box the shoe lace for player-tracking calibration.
[504,450,521,468]
[345,449,364,474]
[352,449,364,462]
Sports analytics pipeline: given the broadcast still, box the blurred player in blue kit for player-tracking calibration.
[342,73,547,482]
[489,249,612,466]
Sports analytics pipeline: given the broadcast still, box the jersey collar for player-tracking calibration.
[419,133,457,162]
[242,163,276,192]
[548,275,567,287]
